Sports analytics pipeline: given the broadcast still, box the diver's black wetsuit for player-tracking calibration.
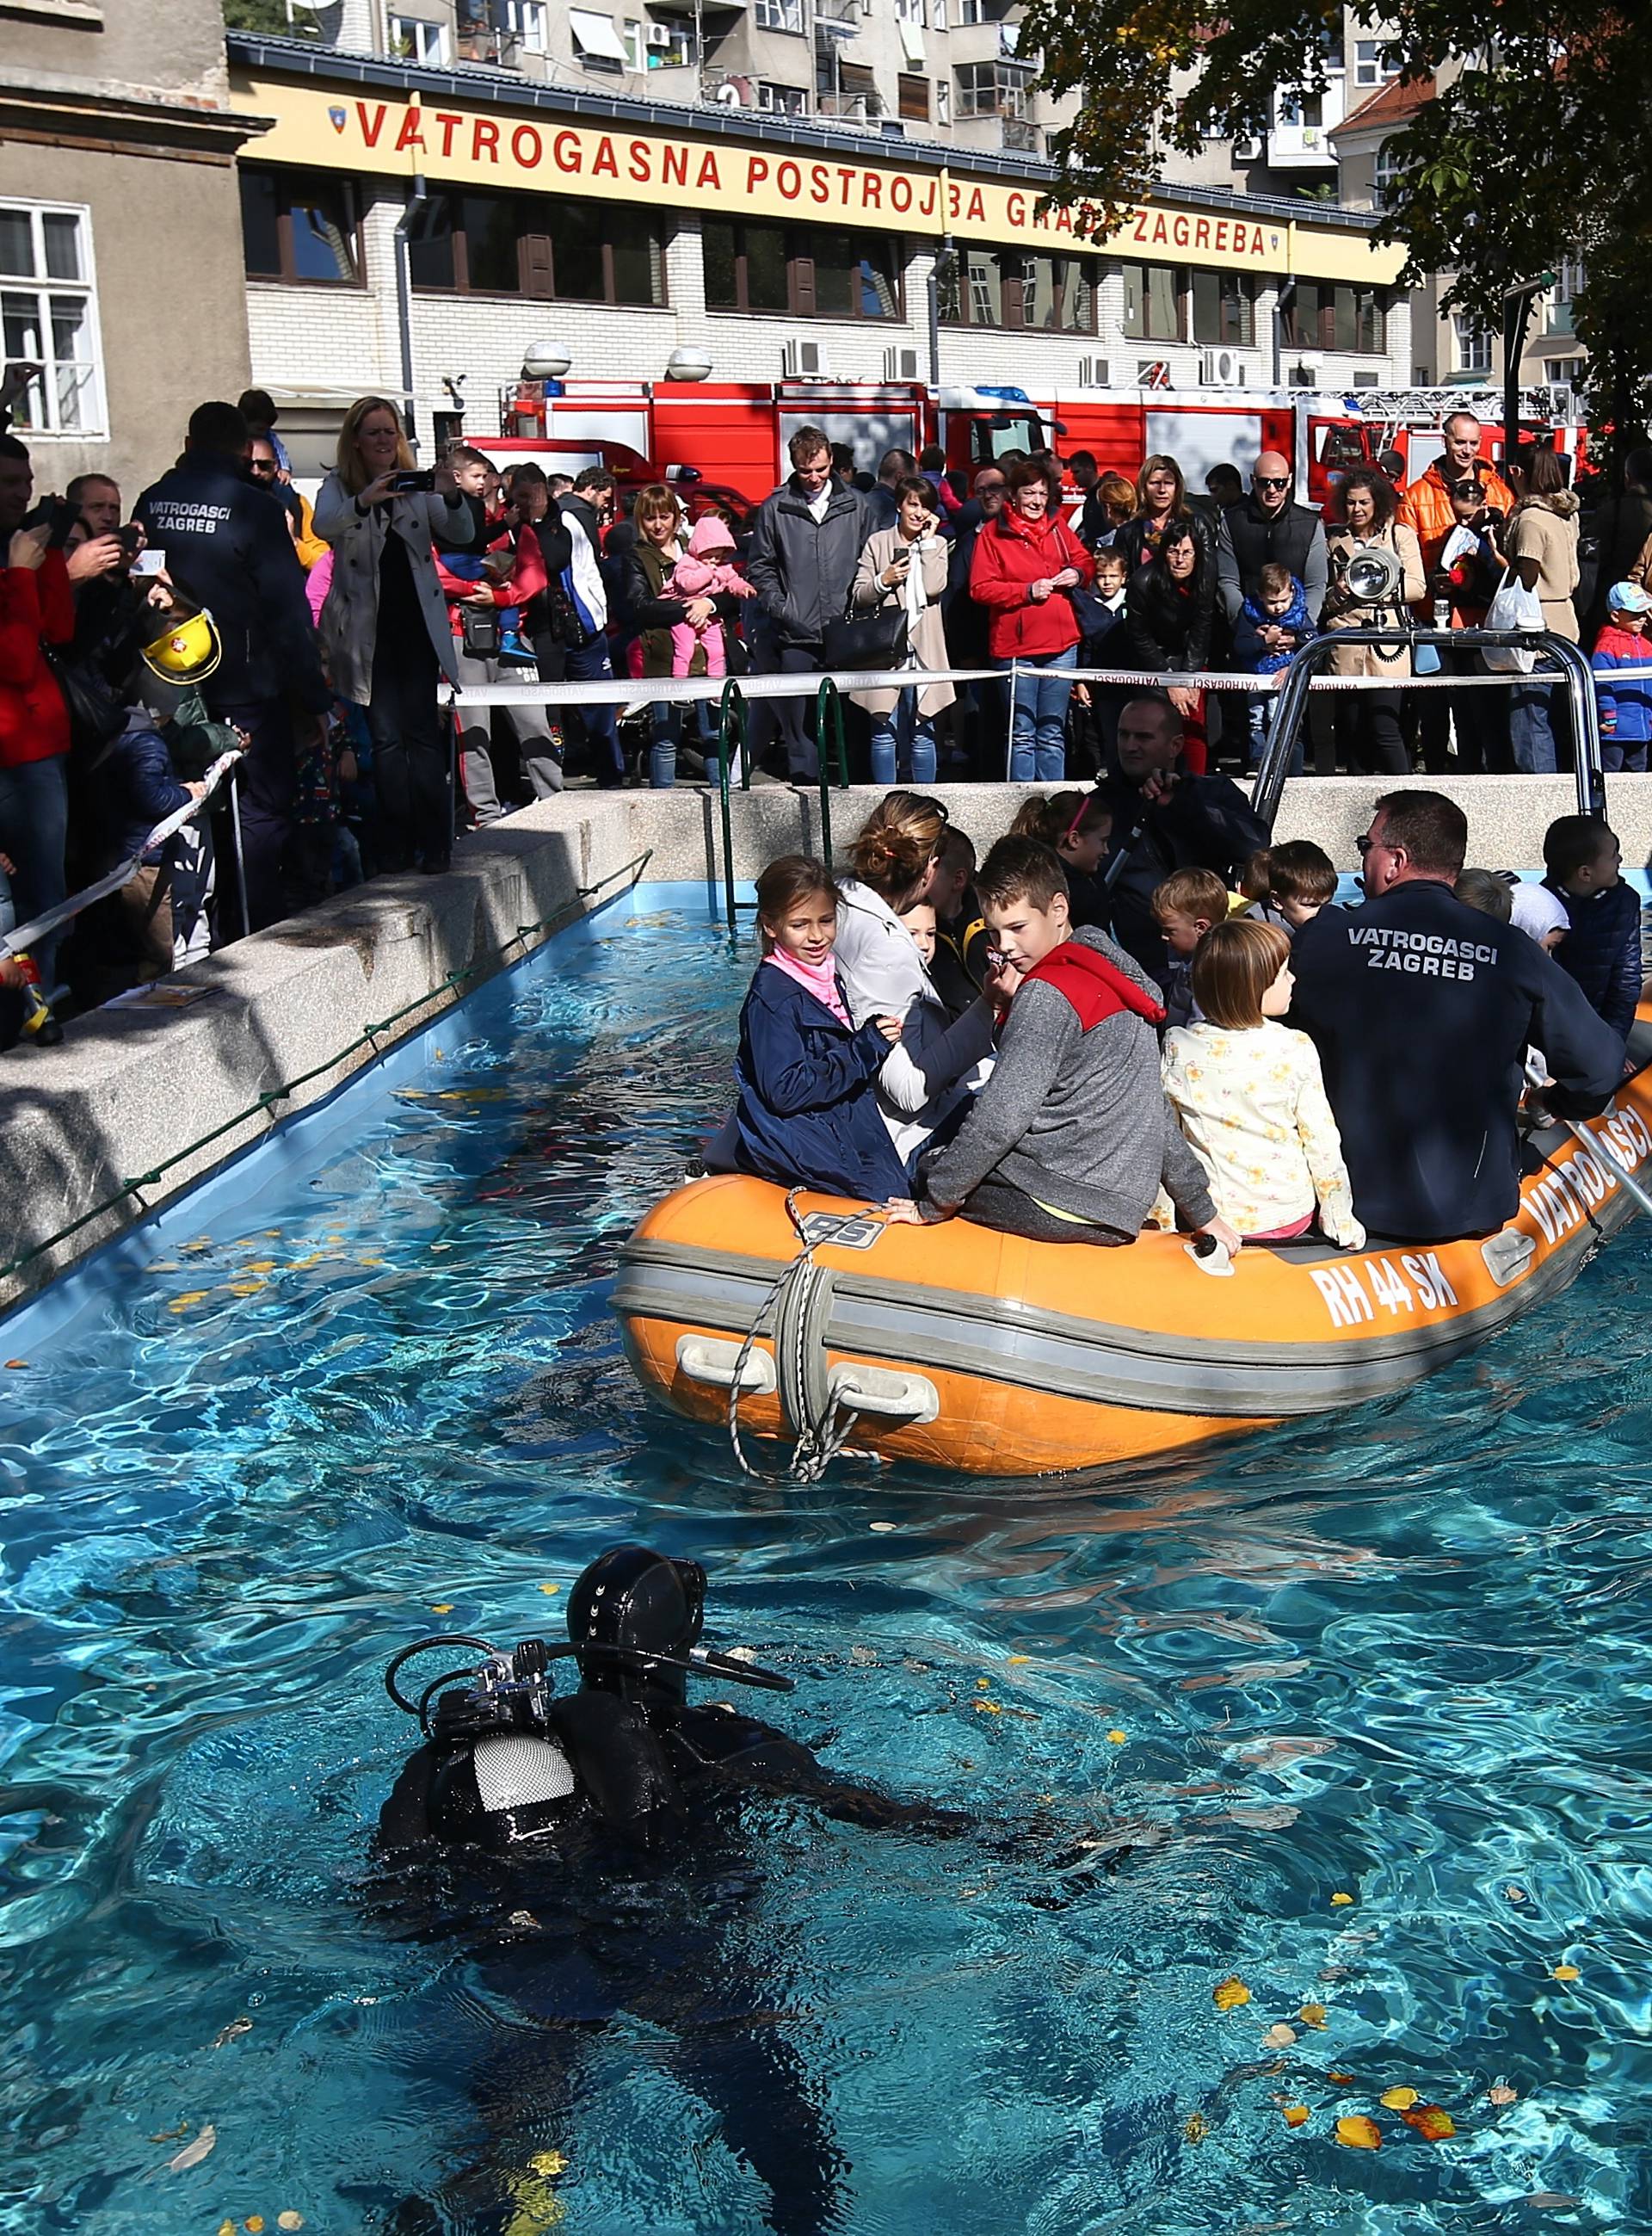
[366,1550,965,2236]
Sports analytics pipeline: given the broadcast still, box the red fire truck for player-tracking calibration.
[478,377,1583,513]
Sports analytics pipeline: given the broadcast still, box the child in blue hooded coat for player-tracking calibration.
[730,855,912,1201]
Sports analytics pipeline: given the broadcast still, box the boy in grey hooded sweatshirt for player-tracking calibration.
[887,837,1238,1250]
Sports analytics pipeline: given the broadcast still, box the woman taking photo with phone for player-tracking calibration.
[850,476,954,786]
[313,395,463,874]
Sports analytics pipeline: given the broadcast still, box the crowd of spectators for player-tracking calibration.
[1,389,1646,1055]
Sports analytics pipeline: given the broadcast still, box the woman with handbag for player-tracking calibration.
[969,459,1094,781]
[1321,467,1424,775]
[1502,447,1582,774]
[312,397,463,874]
[1125,521,1216,772]
[849,477,954,787]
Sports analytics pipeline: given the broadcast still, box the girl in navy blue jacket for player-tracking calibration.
[731,856,912,1201]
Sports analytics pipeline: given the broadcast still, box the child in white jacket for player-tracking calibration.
[1161,916,1364,1248]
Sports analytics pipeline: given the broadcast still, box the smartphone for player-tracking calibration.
[132,547,167,578]
[116,522,144,560]
[389,468,436,494]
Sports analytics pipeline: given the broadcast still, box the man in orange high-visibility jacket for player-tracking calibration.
[1399,411,1518,773]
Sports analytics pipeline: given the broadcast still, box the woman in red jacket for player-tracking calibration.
[967,458,1094,780]
[0,440,74,996]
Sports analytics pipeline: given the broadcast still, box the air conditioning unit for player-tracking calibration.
[782,338,825,377]
[646,23,672,43]
[883,345,921,380]
[1076,356,1109,387]
[1200,349,1248,387]
[1233,136,1264,162]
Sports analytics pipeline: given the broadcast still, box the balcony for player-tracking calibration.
[813,0,860,31]
[1002,116,1039,151]
[1267,80,1346,168]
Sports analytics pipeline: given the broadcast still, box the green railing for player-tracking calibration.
[713,678,750,931]
[815,676,850,865]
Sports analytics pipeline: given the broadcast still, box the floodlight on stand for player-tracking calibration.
[521,341,573,380]
[665,346,713,381]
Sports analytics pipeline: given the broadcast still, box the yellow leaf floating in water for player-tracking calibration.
[1007,1654,1032,1665]
[246,2218,267,2233]
[1402,2103,1456,2140]
[4,1359,27,1369]
[1183,2112,1207,2143]
[539,1584,560,1596]
[1552,1964,1581,1982]
[1379,2086,1420,2109]
[1487,2083,1518,2106]
[977,1677,992,1689]
[527,2152,569,2176]
[1330,1892,1355,1906]
[1282,2104,1311,2128]
[1335,2116,1381,2150]
[1212,1977,1250,2011]
[1262,2023,1297,2048]
[228,1282,265,1297]
[431,1603,453,1615]
[167,1293,210,1313]
[973,1699,1002,1714]
[1106,1729,1128,1745]
[1298,2003,1328,2029]
[277,2217,305,2233]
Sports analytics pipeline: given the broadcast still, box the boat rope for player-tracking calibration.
[724,1190,884,1486]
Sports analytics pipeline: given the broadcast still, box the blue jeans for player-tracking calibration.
[869,688,937,788]
[647,698,715,788]
[1510,673,1559,774]
[997,647,1076,781]
[0,753,70,987]
[564,631,623,781]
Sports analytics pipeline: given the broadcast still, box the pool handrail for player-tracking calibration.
[815,676,849,866]
[712,678,750,930]
[1252,626,1607,831]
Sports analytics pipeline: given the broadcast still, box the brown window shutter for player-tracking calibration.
[522,233,554,299]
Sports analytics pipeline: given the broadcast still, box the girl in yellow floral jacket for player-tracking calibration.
[1162,917,1364,1248]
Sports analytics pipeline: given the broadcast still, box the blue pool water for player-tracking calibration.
[3,884,1649,2234]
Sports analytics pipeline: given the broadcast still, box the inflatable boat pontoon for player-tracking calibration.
[615,1016,1652,1479]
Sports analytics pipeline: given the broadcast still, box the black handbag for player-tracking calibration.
[822,602,909,672]
[460,604,500,659]
[43,640,126,756]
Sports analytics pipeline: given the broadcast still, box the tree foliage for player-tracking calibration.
[222,0,317,36]
[1018,0,1652,443]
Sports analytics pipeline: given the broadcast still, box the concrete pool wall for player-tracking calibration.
[3,772,1649,1311]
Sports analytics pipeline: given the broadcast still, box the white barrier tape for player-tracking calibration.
[452,661,1613,707]
[2,750,242,960]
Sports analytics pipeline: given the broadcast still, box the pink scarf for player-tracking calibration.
[764,948,850,1027]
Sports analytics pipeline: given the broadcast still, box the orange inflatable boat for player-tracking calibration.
[615,1030,1652,1479]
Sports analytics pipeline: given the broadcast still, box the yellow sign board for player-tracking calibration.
[231,71,1406,286]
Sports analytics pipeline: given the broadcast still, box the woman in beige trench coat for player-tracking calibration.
[1322,465,1425,773]
[850,475,956,786]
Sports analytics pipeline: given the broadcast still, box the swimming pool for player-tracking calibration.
[3,885,1647,2234]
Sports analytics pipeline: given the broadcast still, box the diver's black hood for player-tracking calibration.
[566,1544,706,1712]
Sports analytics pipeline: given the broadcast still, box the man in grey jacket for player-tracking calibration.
[747,425,869,781]
[886,837,1241,1250]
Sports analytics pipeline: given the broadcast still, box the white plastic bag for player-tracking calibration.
[1482,578,1544,672]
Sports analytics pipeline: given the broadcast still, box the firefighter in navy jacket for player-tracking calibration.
[134,401,330,930]
[1290,792,1624,1241]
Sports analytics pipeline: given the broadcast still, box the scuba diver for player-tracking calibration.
[368,1544,966,2236]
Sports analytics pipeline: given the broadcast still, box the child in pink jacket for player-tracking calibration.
[666,515,755,677]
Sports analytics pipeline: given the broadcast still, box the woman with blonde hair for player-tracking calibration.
[1115,454,1215,576]
[312,394,463,872]
[833,792,998,1166]
[1504,445,1582,773]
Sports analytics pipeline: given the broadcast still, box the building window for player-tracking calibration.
[955,0,1012,19]
[897,71,929,119]
[0,201,103,437]
[755,0,804,29]
[1121,261,1181,343]
[955,60,1031,116]
[703,219,901,319]
[497,0,549,51]
[1546,257,1582,337]
[239,167,360,285]
[1191,268,1255,347]
[939,246,1095,331]
[1287,281,1388,353]
[1353,38,1396,84]
[1373,139,1402,207]
[1452,313,1490,374]
[935,77,951,122]
[407,188,664,304]
[932,0,946,23]
[387,12,450,62]
[758,81,809,113]
[570,9,631,68]
[817,58,881,117]
[1282,91,1323,127]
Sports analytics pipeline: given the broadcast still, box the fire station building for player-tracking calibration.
[226,28,1411,470]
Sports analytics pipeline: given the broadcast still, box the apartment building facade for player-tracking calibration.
[227,20,1412,472]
